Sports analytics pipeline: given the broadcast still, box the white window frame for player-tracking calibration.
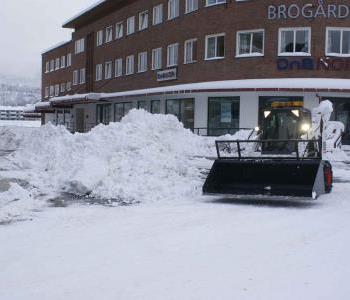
[126,55,135,75]
[80,68,86,84]
[153,4,163,25]
[96,64,103,81]
[206,0,226,7]
[278,27,311,57]
[66,82,72,91]
[205,33,225,60]
[152,48,162,70]
[54,84,60,96]
[55,58,60,70]
[73,70,79,85]
[115,58,123,77]
[60,83,66,93]
[139,11,149,31]
[138,52,148,73]
[49,86,54,97]
[236,29,265,58]
[167,43,179,67]
[50,60,55,72]
[45,86,49,98]
[127,16,135,35]
[105,61,113,79]
[115,22,124,39]
[67,53,72,67]
[105,26,113,43]
[168,0,179,20]
[75,38,85,54]
[185,0,198,14]
[61,56,66,68]
[97,30,104,46]
[45,61,50,73]
[326,27,350,57]
[184,38,197,64]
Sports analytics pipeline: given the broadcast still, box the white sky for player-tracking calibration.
[0,0,97,81]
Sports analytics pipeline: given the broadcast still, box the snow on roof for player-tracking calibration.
[0,106,26,111]
[35,102,51,109]
[41,40,71,55]
[49,78,350,104]
[62,0,107,27]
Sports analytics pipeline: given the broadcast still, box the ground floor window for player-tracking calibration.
[327,97,350,145]
[166,98,194,129]
[56,110,72,127]
[138,101,151,112]
[208,97,240,136]
[259,96,304,125]
[114,102,133,122]
[97,104,112,125]
[151,100,161,114]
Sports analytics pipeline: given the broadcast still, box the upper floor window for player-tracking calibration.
[115,58,123,77]
[205,33,225,60]
[167,43,179,66]
[184,39,197,64]
[126,55,135,75]
[73,70,79,85]
[152,47,162,70]
[75,38,85,54]
[54,84,59,96]
[50,60,55,72]
[186,0,198,13]
[139,11,149,31]
[97,30,103,46]
[67,53,72,67]
[45,87,49,98]
[127,16,135,35]
[96,64,103,81]
[326,27,350,57]
[45,61,50,73]
[105,61,113,79]
[206,0,226,7]
[138,52,148,73]
[60,83,66,93]
[153,4,163,25]
[237,29,264,57]
[80,68,86,84]
[105,26,113,43]
[55,58,60,70]
[61,56,66,68]
[66,82,72,91]
[116,22,124,39]
[278,28,311,56]
[168,0,179,20]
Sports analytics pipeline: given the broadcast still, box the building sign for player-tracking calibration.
[157,68,177,82]
[268,1,350,20]
[277,57,350,71]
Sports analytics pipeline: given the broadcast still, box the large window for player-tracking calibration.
[126,55,135,75]
[75,38,85,54]
[184,39,197,64]
[152,48,162,70]
[279,28,311,56]
[166,98,195,129]
[208,97,240,136]
[167,43,179,67]
[115,102,133,122]
[138,52,148,73]
[326,27,350,57]
[96,104,111,125]
[151,100,161,114]
[327,97,350,144]
[138,101,151,112]
[186,0,198,13]
[205,34,225,60]
[168,0,179,20]
[153,4,163,25]
[105,26,113,43]
[139,11,149,31]
[237,30,264,57]
[115,22,124,39]
[127,16,135,35]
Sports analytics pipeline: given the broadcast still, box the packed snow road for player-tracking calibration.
[1,110,350,299]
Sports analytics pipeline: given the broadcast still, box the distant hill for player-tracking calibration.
[0,75,41,106]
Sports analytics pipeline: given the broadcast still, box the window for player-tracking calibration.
[168,0,179,20]
[166,99,195,129]
[75,38,85,54]
[73,70,79,85]
[55,58,60,70]
[80,68,86,84]
[115,22,124,39]
[185,0,198,13]
[237,30,264,57]
[127,16,135,35]
[50,60,55,72]
[60,83,66,93]
[49,86,54,97]
[138,101,151,112]
[105,26,113,43]
[151,100,161,114]
[115,58,123,77]
[326,27,350,57]
[114,102,133,122]
[97,30,103,46]
[206,0,226,7]
[105,61,112,79]
[138,52,148,73]
[126,55,134,75]
[66,82,72,91]
[139,11,149,31]
[96,64,103,81]
[153,4,163,25]
[61,56,66,68]
[152,48,162,70]
[45,86,49,98]
[54,84,60,96]
[167,43,179,66]
[205,33,225,59]
[279,28,311,56]
[184,39,197,64]
[45,62,50,73]
[67,53,72,67]
[97,104,112,125]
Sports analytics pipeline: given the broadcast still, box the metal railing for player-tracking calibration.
[193,127,254,137]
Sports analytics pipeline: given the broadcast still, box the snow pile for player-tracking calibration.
[5,110,215,204]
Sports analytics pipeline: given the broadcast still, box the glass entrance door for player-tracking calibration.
[166,98,194,129]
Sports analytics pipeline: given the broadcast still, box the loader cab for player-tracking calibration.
[260,101,312,154]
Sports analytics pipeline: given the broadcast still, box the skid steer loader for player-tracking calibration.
[203,101,333,199]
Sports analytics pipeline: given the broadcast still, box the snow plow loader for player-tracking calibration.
[203,101,334,199]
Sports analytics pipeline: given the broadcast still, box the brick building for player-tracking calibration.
[36,0,350,143]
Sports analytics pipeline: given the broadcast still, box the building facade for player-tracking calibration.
[38,0,350,143]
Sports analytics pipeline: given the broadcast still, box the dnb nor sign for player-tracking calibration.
[268,2,350,20]
[277,57,350,71]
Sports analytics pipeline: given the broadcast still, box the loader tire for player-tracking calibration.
[324,161,333,194]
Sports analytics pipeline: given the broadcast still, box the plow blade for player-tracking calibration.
[203,159,331,199]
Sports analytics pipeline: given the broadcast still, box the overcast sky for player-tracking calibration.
[0,0,97,81]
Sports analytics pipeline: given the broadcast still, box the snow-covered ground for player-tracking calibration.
[0,110,350,300]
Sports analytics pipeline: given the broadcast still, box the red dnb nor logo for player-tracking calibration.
[277,57,350,71]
